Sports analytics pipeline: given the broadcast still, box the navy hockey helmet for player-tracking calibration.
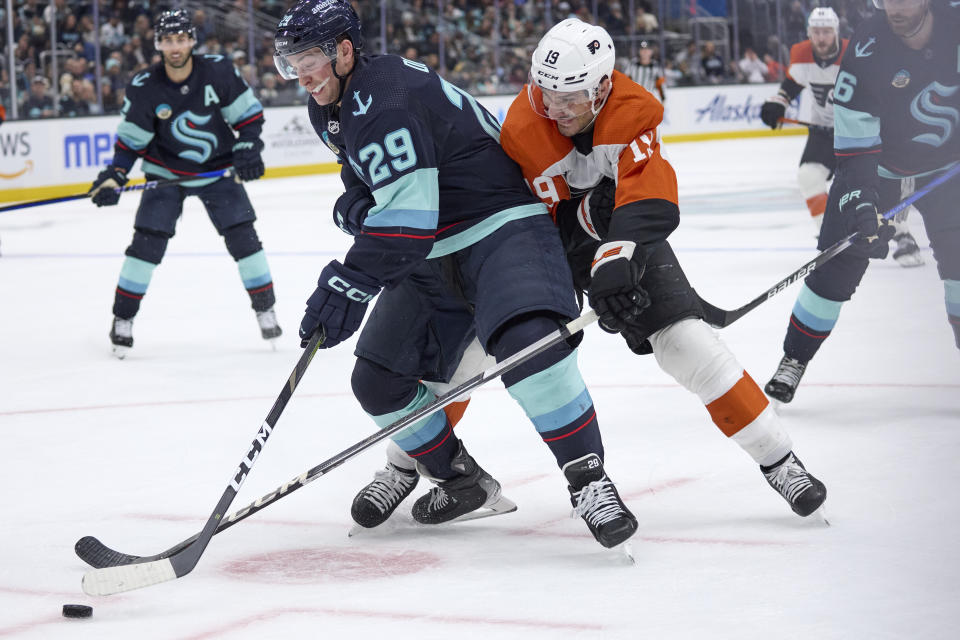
[274,0,364,80]
[154,9,196,48]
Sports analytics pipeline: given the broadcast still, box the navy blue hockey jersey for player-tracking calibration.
[112,54,264,185]
[834,2,960,181]
[308,54,546,289]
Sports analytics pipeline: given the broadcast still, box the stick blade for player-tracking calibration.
[82,558,177,596]
[75,536,144,569]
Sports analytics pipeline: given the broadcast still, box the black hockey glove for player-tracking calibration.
[760,93,788,129]
[333,185,375,236]
[587,241,651,333]
[839,185,893,259]
[232,140,265,181]
[88,165,128,207]
[299,260,381,349]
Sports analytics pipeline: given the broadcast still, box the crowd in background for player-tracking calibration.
[1,0,876,120]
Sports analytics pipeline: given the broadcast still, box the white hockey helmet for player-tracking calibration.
[807,7,839,34]
[528,19,615,121]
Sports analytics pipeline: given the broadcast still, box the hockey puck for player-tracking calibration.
[62,604,93,619]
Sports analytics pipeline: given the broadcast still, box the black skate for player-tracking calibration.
[761,452,827,517]
[350,463,419,529]
[764,355,808,403]
[892,232,924,268]
[411,441,516,525]
[110,316,134,359]
[563,453,638,549]
[256,308,283,341]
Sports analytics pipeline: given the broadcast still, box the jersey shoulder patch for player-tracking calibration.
[790,41,815,65]
[593,71,663,146]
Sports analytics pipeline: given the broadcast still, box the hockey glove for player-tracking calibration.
[839,185,893,259]
[333,185,375,236]
[232,140,265,182]
[300,260,381,349]
[88,165,128,207]
[760,93,789,129]
[587,241,651,333]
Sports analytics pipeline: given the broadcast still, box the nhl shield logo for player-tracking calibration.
[891,70,910,89]
[586,39,600,55]
[328,120,340,134]
[155,104,173,120]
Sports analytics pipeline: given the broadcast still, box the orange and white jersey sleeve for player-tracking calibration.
[784,39,849,127]
[501,70,680,256]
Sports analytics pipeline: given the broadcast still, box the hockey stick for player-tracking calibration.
[80,327,326,596]
[0,169,232,213]
[76,310,598,576]
[777,117,831,134]
[697,162,960,328]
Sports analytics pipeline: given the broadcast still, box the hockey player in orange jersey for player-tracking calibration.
[760,7,923,266]
[502,18,827,519]
[349,19,828,528]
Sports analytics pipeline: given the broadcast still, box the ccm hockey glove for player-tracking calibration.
[760,92,789,129]
[333,185,375,236]
[300,260,381,349]
[587,241,651,333]
[88,165,128,207]
[232,140,265,181]
[839,185,893,258]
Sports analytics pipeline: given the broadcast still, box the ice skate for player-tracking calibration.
[892,232,924,268]
[563,453,638,549]
[411,441,516,525]
[350,463,420,530]
[256,307,283,345]
[764,355,808,404]
[109,316,134,359]
[761,451,827,517]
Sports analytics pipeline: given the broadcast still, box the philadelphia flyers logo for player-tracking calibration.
[587,40,600,54]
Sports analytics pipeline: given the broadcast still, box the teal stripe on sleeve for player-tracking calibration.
[117,119,154,150]
[222,88,262,125]
[426,203,547,258]
[834,104,882,151]
[367,168,440,231]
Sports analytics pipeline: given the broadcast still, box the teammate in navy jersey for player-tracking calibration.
[765,0,960,404]
[89,9,282,358]
[274,0,637,549]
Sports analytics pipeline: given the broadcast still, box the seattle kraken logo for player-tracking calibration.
[171,111,218,163]
[352,91,372,116]
[910,82,959,148]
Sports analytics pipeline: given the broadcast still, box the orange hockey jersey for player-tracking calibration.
[500,69,679,255]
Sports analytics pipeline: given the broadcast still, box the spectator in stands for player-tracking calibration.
[100,12,127,51]
[58,76,90,117]
[257,72,280,106]
[674,40,700,85]
[735,47,768,83]
[22,75,56,119]
[700,41,725,83]
[193,9,213,46]
[635,3,659,34]
[603,2,628,35]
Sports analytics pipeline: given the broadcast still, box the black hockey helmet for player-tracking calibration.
[274,0,364,79]
[154,9,196,47]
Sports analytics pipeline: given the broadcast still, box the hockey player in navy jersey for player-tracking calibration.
[765,0,960,404]
[761,7,924,265]
[274,0,637,549]
[89,9,281,358]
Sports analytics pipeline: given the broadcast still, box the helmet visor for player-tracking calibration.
[527,75,596,120]
[274,47,335,80]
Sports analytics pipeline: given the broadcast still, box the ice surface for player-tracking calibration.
[1,136,957,639]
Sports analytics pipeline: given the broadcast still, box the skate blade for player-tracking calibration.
[813,506,830,526]
[618,541,637,565]
[451,494,518,523]
[111,345,131,360]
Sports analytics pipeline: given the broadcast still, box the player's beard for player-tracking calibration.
[888,3,929,38]
[163,50,191,69]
